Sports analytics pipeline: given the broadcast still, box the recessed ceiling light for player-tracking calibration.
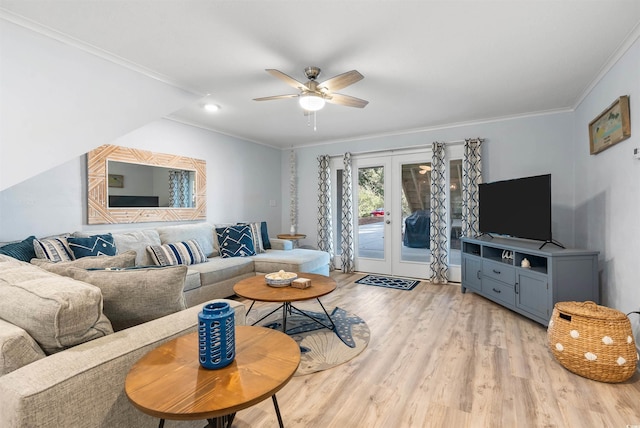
[203,103,220,113]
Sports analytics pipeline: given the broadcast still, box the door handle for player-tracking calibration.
[385,220,391,224]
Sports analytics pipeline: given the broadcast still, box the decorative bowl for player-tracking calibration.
[265,271,297,287]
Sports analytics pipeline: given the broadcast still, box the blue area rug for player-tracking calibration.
[254,306,370,375]
[355,274,420,291]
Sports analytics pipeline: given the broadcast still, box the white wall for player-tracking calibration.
[573,36,640,341]
[0,19,197,191]
[285,111,575,248]
[0,119,282,241]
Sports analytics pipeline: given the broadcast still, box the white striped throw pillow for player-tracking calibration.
[146,240,207,266]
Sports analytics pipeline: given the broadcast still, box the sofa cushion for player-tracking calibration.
[0,318,46,375]
[188,256,255,286]
[184,269,202,292]
[156,222,217,257]
[147,240,208,266]
[0,255,113,354]
[216,225,256,258]
[251,249,330,274]
[31,250,136,273]
[112,229,162,266]
[0,236,37,262]
[33,237,74,262]
[61,265,188,331]
[67,233,116,259]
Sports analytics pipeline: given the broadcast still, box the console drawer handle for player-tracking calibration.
[492,269,501,274]
[492,288,501,293]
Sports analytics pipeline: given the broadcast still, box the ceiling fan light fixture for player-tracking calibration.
[298,93,325,112]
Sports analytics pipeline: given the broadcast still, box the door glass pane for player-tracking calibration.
[400,162,431,262]
[358,166,384,259]
[450,159,463,266]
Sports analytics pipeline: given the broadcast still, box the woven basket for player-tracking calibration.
[548,301,638,383]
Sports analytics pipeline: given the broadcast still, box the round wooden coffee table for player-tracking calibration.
[125,326,300,428]
[233,272,337,333]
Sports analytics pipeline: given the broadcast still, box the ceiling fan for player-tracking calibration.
[253,66,369,112]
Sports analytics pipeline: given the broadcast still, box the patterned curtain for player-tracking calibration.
[317,155,335,270]
[429,142,448,284]
[169,170,191,207]
[289,150,297,233]
[341,152,355,272]
[461,138,483,238]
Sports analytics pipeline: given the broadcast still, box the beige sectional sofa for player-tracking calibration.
[0,222,330,427]
[113,222,330,306]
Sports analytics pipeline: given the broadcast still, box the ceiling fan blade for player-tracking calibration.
[266,69,308,90]
[317,70,363,92]
[253,94,299,101]
[326,93,369,108]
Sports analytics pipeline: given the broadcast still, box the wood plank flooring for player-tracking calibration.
[231,272,640,428]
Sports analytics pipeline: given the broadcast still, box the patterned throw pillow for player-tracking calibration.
[146,239,207,266]
[237,222,265,253]
[33,237,74,262]
[0,236,36,262]
[216,225,256,258]
[67,233,116,259]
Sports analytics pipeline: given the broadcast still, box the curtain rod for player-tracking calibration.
[327,139,471,158]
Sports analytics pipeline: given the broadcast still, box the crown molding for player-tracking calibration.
[0,9,204,96]
[574,20,640,110]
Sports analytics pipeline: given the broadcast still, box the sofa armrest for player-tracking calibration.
[269,238,293,251]
[0,319,46,376]
[0,299,246,428]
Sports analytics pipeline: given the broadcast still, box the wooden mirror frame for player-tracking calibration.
[87,144,206,224]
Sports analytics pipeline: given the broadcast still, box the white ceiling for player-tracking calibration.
[2,1,640,149]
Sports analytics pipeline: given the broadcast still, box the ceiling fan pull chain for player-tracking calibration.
[314,111,317,131]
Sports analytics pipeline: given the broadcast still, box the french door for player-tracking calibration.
[341,149,462,281]
[354,153,436,279]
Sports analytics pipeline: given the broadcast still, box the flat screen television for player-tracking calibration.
[478,174,552,242]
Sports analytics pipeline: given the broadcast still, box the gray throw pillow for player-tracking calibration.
[31,250,136,274]
[61,265,188,331]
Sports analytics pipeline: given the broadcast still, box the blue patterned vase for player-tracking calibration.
[198,302,235,369]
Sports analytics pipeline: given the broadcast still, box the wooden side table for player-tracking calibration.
[125,326,300,428]
[276,234,306,248]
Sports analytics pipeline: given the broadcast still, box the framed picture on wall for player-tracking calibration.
[589,95,631,155]
[108,174,124,188]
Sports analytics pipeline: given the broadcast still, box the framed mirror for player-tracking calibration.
[87,144,206,224]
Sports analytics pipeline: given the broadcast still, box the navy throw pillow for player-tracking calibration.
[67,234,116,259]
[0,236,36,262]
[261,221,271,250]
[216,225,256,258]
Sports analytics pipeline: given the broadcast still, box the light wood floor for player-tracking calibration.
[232,272,640,428]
